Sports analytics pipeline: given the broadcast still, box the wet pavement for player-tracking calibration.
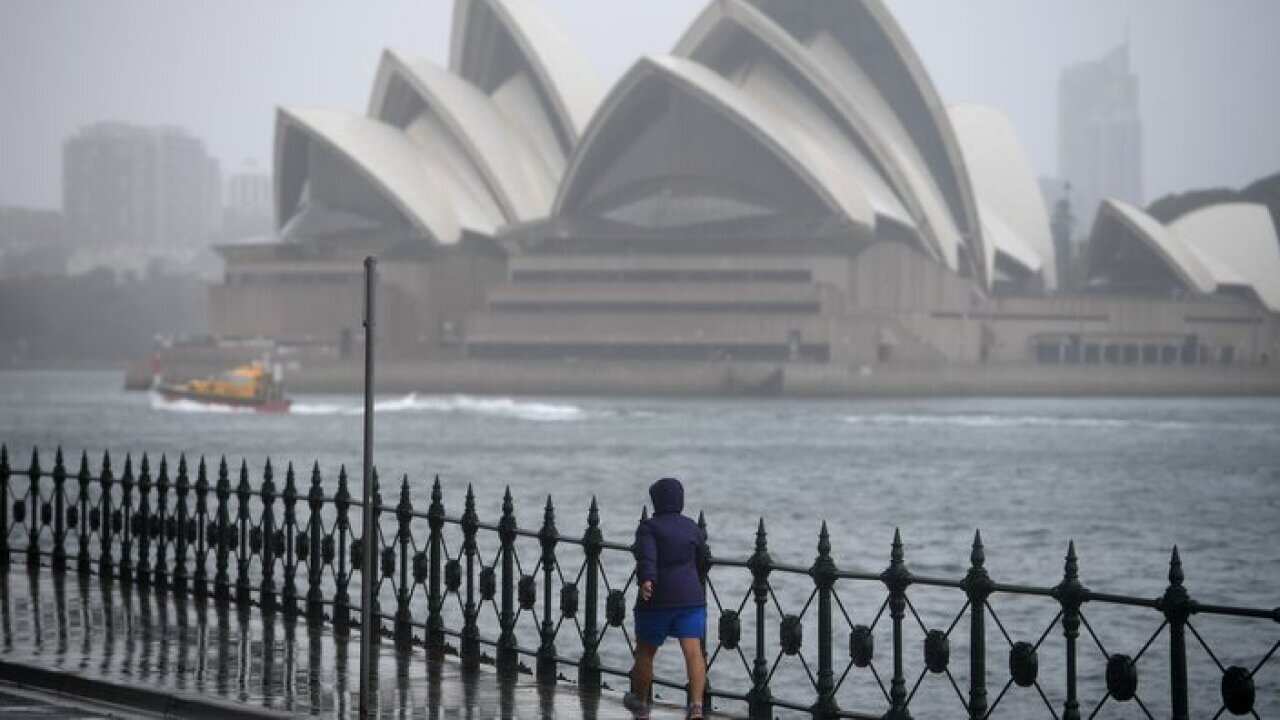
[0,686,117,718]
[0,567,709,719]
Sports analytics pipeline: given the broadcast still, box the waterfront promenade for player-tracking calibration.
[0,445,1276,718]
[0,566,698,718]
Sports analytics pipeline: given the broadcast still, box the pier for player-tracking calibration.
[0,444,1276,718]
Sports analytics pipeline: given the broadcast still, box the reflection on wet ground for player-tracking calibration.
[0,686,113,718]
[0,567,698,719]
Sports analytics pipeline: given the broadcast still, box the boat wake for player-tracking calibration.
[292,393,587,422]
[149,392,257,414]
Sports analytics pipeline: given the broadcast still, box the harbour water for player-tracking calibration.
[1,370,1278,717]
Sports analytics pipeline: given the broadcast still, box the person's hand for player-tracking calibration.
[640,580,654,602]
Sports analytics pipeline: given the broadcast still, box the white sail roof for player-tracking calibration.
[554,54,875,231]
[1096,199,1216,294]
[1171,203,1280,312]
[274,108,462,245]
[949,104,1056,288]
[450,0,601,152]
[369,49,558,222]
[743,0,985,285]
[674,0,935,253]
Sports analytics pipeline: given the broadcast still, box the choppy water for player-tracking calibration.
[1,370,1278,718]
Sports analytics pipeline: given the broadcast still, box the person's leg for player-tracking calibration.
[678,637,706,713]
[630,641,659,697]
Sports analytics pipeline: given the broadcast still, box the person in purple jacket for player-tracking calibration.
[623,477,708,720]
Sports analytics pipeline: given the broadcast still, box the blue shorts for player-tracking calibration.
[634,605,706,647]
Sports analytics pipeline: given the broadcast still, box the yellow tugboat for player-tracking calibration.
[157,361,291,413]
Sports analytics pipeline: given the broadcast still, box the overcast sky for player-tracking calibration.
[1,0,1277,210]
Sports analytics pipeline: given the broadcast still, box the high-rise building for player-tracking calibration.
[62,123,222,254]
[1058,43,1143,240]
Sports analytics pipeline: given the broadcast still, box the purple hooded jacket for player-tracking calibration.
[634,477,707,609]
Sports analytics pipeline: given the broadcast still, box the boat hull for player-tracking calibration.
[157,387,291,413]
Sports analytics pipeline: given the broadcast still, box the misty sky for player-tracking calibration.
[2,0,1277,211]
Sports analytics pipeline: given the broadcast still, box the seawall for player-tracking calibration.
[263,359,1280,397]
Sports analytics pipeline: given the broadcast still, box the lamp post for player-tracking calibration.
[359,256,377,718]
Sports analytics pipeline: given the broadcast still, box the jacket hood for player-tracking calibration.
[649,477,684,515]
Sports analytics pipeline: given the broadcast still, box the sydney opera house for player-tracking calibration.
[208,0,1280,393]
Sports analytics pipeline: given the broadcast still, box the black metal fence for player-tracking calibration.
[0,444,1276,719]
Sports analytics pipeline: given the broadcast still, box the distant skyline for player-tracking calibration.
[1,0,1277,211]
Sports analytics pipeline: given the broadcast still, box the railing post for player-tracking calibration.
[0,445,9,568]
[698,511,712,709]
[235,460,252,606]
[77,452,91,576]
[497,487,518,675]
[536,495,558,684]
[52,448,67,571]
[963,531,992,719]
[193,457,210,598]
[98,452,114,579]
[173,455,189,593]
[811,521,838,719]
[748,518,772,719]
[461,484,480,671]
[882,529,912,720]
[367,469,382,625]
[136,454,152,585]
[213,456,231,604]
[282,463,298,617]
[119,454,133,582]
[334,465,352,633]
[1161,547,1191,720]
[154,455,170,588]
[306,463,325,624]
[27,447,42,570]
[48,445,65,568]
[395,476,413,651]
[260,459,277,614]
[579,497,602,689]
[1055,541,1086,720]
[426,476,445,654]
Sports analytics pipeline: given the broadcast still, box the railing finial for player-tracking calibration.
[971,529,985,568]
[1168,545,1184,587]
[1064,539,1079,581]
[817,520,831,557]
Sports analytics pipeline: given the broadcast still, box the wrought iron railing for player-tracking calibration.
[0,444,1276,718]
